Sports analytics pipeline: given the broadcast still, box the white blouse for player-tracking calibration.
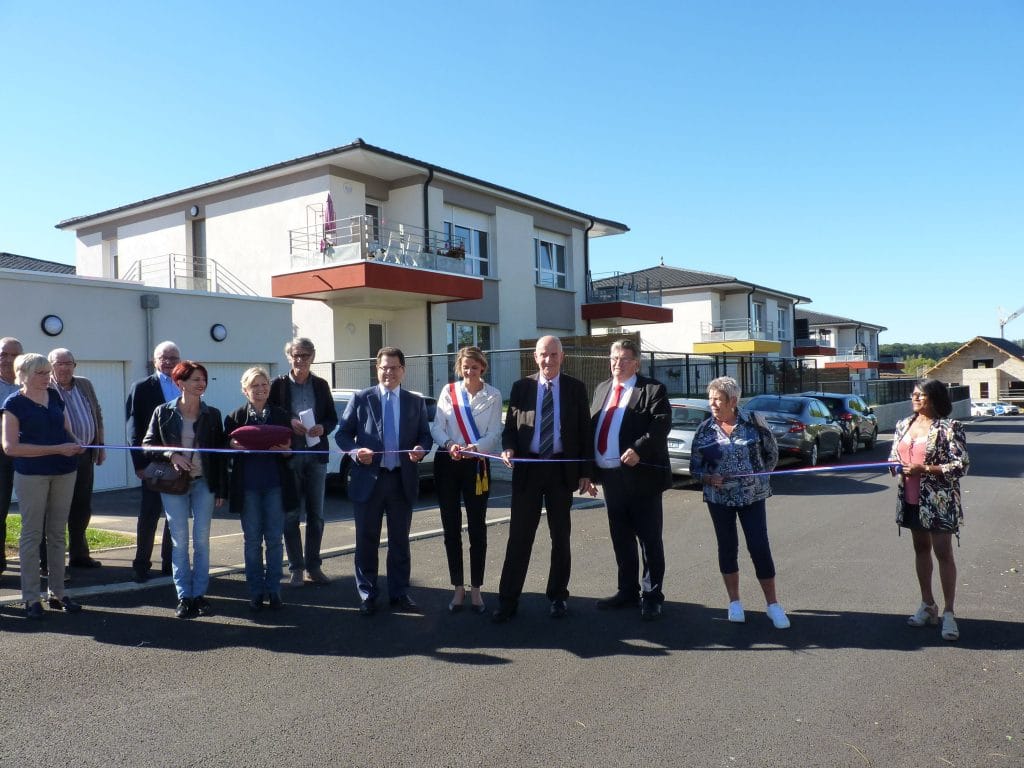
[430,381,503,455]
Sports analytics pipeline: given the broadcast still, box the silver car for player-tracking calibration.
[667,398,712,477]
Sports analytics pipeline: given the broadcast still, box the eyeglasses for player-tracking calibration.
[911,392,928,400]
[378,365,402,373]
[53,361,76,367]
[609,356,637,364]
[290,353,312,361]
[157,355,180,362]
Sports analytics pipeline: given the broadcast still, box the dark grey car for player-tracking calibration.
[744,395,845,466]
[799,391,878,452]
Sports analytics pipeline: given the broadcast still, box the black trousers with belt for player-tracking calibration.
[601,467,665,603]
[497,457,573,608]
[434,452,490,587]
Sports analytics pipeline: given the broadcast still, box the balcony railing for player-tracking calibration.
[120,254,257,296]
[700,318,776,342]
[586,271,663,306]
[288,215,478,277]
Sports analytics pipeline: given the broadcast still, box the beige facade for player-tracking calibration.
[926,337,1024,402]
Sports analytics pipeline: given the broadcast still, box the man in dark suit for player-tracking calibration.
[493,335,593,622]
[335,346,431,616]
[589,339,672,620]
[125,340,179,582]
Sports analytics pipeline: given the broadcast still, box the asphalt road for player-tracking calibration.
[1,419,1022,768]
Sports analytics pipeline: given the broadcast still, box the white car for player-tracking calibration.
[667,398,712,476]
[971,401,997,416]
[991,401,1021,415]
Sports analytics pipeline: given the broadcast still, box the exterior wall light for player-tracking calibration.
[210,323,228,342]
[41,314,64,336]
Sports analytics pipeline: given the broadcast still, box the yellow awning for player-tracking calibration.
[692,340,782,354]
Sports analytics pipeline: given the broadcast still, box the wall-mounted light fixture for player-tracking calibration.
[189,205,200,217]
[210,323,228,342]
[41,314,64,336]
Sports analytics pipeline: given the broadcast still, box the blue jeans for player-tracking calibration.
[283,455,327,571]
[162,478,215,599]
[241,486,285,598]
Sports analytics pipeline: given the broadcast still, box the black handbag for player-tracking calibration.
[142,461,191,495]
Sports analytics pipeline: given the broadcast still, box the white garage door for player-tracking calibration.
[75,361,130,492]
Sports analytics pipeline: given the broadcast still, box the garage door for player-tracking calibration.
[75,361,130,492]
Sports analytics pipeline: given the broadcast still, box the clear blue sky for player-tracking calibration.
[2,2,1021,344]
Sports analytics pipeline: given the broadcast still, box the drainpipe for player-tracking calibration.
[584,218,595,337]
[140,294,160,374]
[423,167,436,396]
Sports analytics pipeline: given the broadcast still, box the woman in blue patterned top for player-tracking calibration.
[689,376,790,629]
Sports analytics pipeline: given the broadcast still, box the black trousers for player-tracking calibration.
[497,461,572,607]
[434,453,489,587]
[0,452,12,572]
[601,468,665,603]
[133,484,173,573]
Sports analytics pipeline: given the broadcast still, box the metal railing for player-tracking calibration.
[287,215,476,277]
[119,254,257,296]
[700,318,777,342]
[585,271,663,306]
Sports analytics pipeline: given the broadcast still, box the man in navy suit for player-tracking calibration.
[335,346,432,616]
[125,340,178,582]
[492,335,594,622]
[589,338,672,621]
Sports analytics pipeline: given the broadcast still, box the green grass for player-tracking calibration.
[4,514,134,557]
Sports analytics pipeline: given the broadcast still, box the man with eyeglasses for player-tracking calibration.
[335,346,431,615]
[125,340,179,581]
[589,339,672,620]
[269,337,338,586]
[0,336,23,576]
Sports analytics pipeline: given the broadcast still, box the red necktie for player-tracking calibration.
[597,384,624,454]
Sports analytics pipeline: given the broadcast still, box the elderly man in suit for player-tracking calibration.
[0,336,22,576]
[42,347,106,570]
[125,340,178,582]
[492,335,593,622]
[335,346,431,616]
[590,339,672,620]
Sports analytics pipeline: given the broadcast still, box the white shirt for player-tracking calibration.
[595,375,637,469]
[430,380,503,455]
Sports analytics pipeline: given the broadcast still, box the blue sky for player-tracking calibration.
[2,1,1021,344]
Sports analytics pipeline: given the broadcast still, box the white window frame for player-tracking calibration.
[447,321,494,352]
[443,221,489,277]
[534,235,567,289]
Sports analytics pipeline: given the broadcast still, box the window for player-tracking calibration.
[447,322,493,353]
[777,308,787,340]
[535,238,567,288]
[443,221,489,277]
[752,302,765,333]
[979,383,989,398]
[817,329,832,345]
[972,359,993,369]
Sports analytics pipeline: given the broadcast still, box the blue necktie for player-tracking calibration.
[539,382,554,458]
[383,390,399,469]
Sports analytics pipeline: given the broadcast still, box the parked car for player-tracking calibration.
[327,388,437,493]
[971,401,997,417]
[744,395,845,466]
[666,398,712,477]
[991,401,1021,415]
[799,391,879,452]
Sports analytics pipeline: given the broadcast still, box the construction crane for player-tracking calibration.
[998,304,1024,338]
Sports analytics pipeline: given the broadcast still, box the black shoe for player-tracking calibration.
[133,569,151,583]
[69,557,102,568]
[194,596,213,617]
[550,599,568,618]
[596,592,639,610]
[175,598,193,619]
[249,597,264,612]
[26,601,44,620]
[389,595,419,612]
[640,598,663,621]
[161,563,173,576]
[268,593,283,610]
[47,595,83,613]
[491,604,517,623]
[359,598,377,616]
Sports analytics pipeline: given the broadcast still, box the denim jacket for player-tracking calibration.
[143,399,228,498]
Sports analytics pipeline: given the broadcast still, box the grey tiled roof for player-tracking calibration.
[975,336,1024,361]
[796,308,886,331]
[0,253,75,274]
[592,264,811,301]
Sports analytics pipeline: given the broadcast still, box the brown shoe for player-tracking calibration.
[305,567,330,586]
[286,570,305,587]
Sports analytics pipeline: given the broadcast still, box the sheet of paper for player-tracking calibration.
[299,408,318,447]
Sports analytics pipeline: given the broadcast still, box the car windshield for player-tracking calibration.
[672,407,709,428]
[747,397,802,415]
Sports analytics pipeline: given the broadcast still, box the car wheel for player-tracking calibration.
[847,431,859,454]
[805,441,819,467]
[863,429,876,450]
[833,436,843,462]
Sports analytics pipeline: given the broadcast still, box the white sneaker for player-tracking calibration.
[766,602,791,629]
[941,611,959,641]
[727,600,745,623]
[907,602,939,627]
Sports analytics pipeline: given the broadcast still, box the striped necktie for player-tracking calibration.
[539,381,554,458]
